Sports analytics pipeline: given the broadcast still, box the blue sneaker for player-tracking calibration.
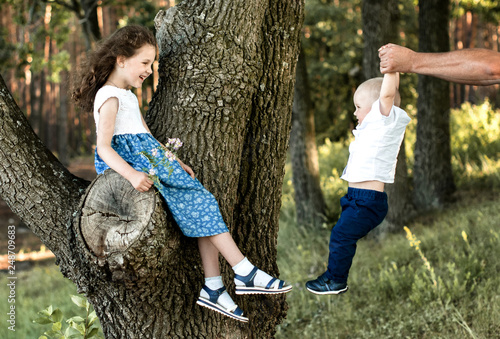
[306,273,348,295]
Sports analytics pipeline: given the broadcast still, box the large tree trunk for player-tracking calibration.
[71,170,191,338]
[362,0,415,237]
[414,0,455,210]
[145,2,303,336]
[0,0,304,338]
[289,48,327,227]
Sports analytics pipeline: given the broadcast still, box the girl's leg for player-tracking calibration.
[206,232,292,294]
[198,237,223,277]
[197,237,248,322]
[205,232,244,267]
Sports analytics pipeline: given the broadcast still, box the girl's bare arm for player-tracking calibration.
[96,98,153,192]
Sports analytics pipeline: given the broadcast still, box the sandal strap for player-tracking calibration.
[265,278,286,290]
[233,306,244,317]
[234,266,258,287]
[200,286,245,317]
[202,285,227,304]
[278,279,285,289]
[266,277,277,289]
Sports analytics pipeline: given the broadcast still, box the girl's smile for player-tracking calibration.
[109,44,156,89]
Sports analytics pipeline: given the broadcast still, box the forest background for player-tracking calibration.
[0,0,499,338]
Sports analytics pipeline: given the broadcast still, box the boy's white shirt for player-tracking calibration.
[341,99,411,184]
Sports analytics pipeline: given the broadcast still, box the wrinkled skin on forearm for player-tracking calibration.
[379,43,500,86]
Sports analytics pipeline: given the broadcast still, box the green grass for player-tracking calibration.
[1,96,498,337]
[276,192,500,339]
[0,192,498,338]
[0,262,91,339]
[275,98,500,338]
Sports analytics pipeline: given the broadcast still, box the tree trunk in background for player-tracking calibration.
[414,0,455,210]
[0,0,304,337]
[290,47,327,227]
[79,0,101,50]
[362,0,398,80]
[58,73,69,165]
[362,0,414,237]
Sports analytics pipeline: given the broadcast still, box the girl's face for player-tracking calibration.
[117,44,156,89]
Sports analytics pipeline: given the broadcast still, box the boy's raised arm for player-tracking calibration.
[379,72,399,117]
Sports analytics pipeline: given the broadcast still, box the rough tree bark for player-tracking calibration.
[414,0,455,210]
[145,3,303,335]
[289,48,327,227]
[0,0,304,338]
[362,0,415,237]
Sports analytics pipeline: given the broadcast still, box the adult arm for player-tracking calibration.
[97,98,154,192]
[379,72,399,117]
[378,43,500,86]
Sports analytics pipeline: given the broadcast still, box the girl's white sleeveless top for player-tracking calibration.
[93,86,149,136]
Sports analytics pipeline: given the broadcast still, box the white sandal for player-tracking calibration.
[196,285,248,322]
[234,267,293,295]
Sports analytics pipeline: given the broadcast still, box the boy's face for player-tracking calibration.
[353,89,373,124]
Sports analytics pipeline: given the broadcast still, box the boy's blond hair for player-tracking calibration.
[356,77,401,106]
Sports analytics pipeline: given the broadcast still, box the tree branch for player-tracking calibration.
[0,74,88,262]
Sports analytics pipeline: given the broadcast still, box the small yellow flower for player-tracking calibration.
[461,230,468,243]
[404,226,438,288]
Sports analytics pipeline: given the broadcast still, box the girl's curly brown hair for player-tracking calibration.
[71,25,156,112]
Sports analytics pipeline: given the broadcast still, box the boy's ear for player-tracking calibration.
[116,55,126,68]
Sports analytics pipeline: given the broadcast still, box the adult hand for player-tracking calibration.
[129,171,154,192]
[379,43,415,74]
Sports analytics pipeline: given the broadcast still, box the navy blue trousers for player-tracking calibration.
[325,187,388,283]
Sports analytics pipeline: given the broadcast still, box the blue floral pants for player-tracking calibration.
[95,133,229,237]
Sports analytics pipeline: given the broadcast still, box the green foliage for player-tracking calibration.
[450,100,500,188]
[281,138,349,223]
[317,138,349,219]
[1,0,73,80]
[0,27,16,70]
[303,0,363,142]
[277,193,500,338]
[452,0,500,23]
[33,295,103,339]
[115,0,160,32]
[302,0,419,143]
